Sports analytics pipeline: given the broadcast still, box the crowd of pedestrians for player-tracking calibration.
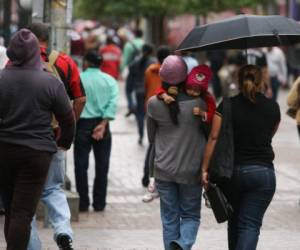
[0,18,299,250]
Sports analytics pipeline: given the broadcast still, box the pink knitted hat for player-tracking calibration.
[186,64,212,92]
[159,55,187,85]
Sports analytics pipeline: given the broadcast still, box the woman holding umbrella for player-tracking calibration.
[201,64,280,250]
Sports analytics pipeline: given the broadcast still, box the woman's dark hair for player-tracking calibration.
[238,64,263,103]
[162,82,185,125]
[157,46,171,64]
[84,50,103,67]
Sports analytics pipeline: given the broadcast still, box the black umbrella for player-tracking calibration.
[177,15,300,51]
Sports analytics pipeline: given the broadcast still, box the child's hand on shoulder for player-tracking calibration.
[161,93,175,104]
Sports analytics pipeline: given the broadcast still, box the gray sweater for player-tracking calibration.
[147,94,207,184]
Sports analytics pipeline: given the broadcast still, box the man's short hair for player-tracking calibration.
[157,46,171,64]
[134,29,143,38]
[27,22,50,42]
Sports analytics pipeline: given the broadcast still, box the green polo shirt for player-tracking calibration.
[80,68,119,119]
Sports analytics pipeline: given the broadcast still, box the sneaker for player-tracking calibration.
[56,234,74,250]
[125,110,135,117]
[142,191,159,203]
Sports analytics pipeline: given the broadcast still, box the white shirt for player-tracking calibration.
[265,47,287,84]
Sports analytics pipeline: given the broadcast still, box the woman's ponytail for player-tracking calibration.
[238,65,263,103]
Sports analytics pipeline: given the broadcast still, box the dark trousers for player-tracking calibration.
[0,190,4,211]
[270,77,280,101]
[228,165,276,250]
[74,118,112,210]
[142,145,152,187]
[0,142,52,250]
[135,92,145,140]
[126,80,135,112]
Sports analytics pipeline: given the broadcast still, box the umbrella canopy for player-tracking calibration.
[177,15,300,51]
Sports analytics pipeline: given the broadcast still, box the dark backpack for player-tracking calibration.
[129,42,141,63]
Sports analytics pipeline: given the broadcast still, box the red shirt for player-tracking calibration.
[40,47,85,100]
[99,44,121,79]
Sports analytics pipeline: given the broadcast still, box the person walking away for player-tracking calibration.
[0,29,75,250]
[201,65,281,250]
[126,44,155,145]
[142,45,171,195]
[74,50,119,212]
[27,22,86,250]
[121,29,144,117]
[99,36,122,79]
[287,76,300,138]
[265,47,287,101]
[207,50,226,99]
[147,55,207,250]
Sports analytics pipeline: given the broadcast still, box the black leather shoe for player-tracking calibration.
[56,234,74,250]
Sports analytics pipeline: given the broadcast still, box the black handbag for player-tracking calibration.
[204,182,233,223]
[209,98,234,182]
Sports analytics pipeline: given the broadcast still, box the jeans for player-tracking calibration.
[270,77,280,101]
[0,142,52,250]
[156,180,202,250]
[135,92,145,141]
[28,149,73,250]
[228,165,276,250]
[126,80,135,113]
[74,118,112,210]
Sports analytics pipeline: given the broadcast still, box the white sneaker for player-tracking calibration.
[142,191,159,203]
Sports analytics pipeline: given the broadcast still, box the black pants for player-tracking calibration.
[74,118,112,210]
[135,92,145,141]
[0,142,52,250]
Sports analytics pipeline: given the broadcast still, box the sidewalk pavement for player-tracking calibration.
[1,84,300,250]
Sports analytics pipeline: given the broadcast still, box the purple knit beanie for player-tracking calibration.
[159,55,187,85]
[7,28,42,69]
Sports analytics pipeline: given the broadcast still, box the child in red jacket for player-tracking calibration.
[157,64,216,124]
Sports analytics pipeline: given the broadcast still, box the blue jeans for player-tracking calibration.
[228,165,276,250]
[270,77,280,101]
[156,180,202,250]
[28,150,72,250]
[74,118,112,210]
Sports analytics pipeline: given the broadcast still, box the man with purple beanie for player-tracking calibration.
[0,29,75,250]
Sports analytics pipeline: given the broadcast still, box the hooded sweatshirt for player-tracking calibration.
[0,29,75,152]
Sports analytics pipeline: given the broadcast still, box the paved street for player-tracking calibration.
[1,83,300,249]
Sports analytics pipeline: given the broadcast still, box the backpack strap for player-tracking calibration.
[46,50,62,129]
[44,50,61,80]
